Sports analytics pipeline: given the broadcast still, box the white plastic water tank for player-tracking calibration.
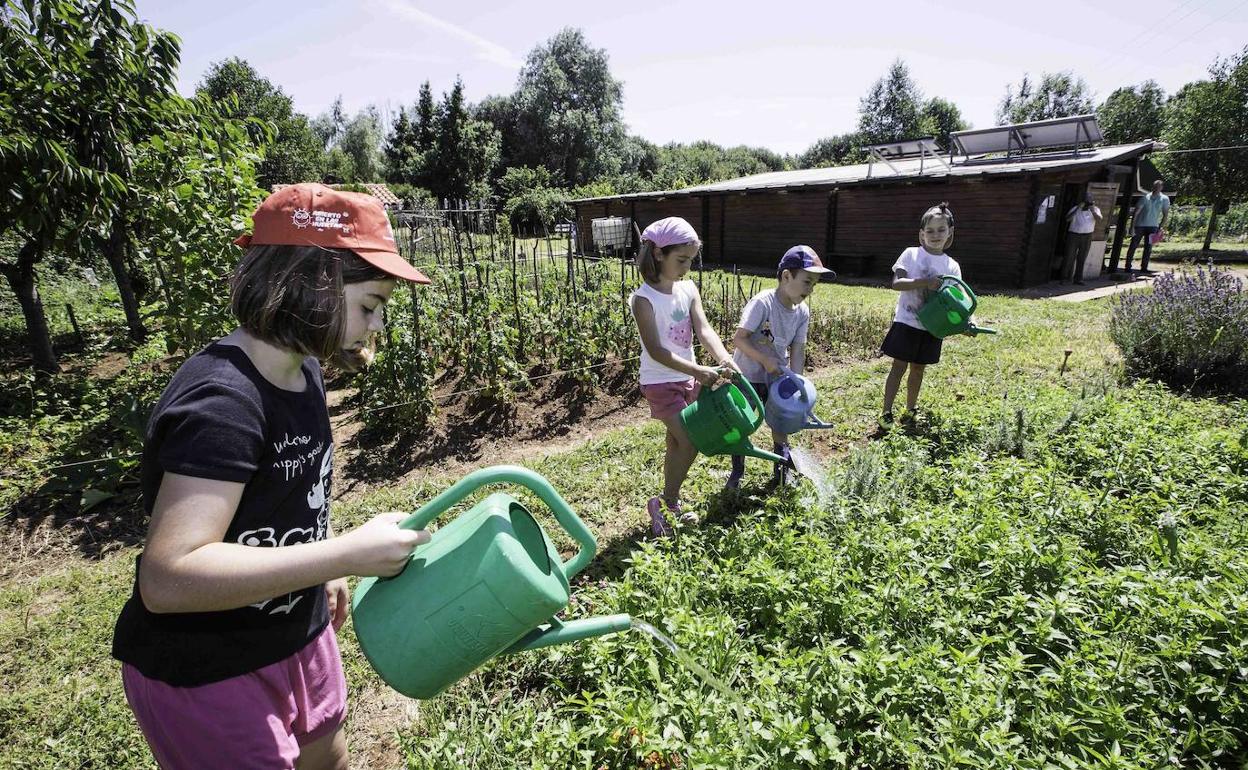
[591,217,631,251]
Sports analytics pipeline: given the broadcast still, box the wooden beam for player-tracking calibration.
[826,190,838,271]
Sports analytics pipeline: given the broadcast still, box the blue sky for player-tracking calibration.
[136,0,1248,155]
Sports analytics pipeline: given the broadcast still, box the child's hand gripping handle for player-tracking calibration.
[400,465,597,579]
[730,372,767,431]
[939,274,977,316]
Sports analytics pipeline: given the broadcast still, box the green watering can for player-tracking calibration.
[351,465,632,699]
[917,275,998,339]
[679,373,789,465]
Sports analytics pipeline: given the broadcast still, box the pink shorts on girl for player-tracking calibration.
[121,624,347,770]
[641,379,700,420]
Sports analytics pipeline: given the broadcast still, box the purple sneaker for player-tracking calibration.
[647,497,673,537]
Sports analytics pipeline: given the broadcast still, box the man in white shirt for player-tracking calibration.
[1061,191,1103,285]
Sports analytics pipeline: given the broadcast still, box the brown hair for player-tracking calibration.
[920,201,956,249]
[636,238,700,284]
[230,245,390,365]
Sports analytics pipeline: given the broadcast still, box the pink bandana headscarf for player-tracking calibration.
[641,216,699,248]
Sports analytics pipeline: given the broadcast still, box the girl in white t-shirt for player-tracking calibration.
[629,217,738,536]
[879,202,962,426]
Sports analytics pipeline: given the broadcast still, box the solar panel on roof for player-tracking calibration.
[951,115,1102,156]
[864,136,949,177]
[864,137,943,159]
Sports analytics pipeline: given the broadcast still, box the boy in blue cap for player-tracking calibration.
[728,245,834,488]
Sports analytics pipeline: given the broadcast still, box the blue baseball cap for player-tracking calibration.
[778,245,835,277]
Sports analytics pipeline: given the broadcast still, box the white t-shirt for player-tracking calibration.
[892,246,962,330]
[631,280,697,385]
[1067,205,1101,235]
[731,289,810,384]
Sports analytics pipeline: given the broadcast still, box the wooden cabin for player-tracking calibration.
[571,117,1161,288]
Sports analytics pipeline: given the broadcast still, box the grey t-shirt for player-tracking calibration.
[731,289,810,383]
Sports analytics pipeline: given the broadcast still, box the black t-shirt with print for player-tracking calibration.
[112,343,333,686]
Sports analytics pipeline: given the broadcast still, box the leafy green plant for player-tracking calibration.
[1109,266,1248,395]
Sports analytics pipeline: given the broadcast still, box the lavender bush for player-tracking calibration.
[1109,266,1248,395]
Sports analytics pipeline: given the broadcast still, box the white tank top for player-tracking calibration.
[631,280,697,385]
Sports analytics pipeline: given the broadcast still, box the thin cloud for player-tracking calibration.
[354,49,453,65]
[374,0,522,70]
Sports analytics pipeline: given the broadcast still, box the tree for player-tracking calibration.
[997,72,1094,124]
[0,0,181,370]
[311,96,347,149]
[310,100,384,183]
[131,98,267,353]
[648,142,783,190]
[386,81,441,189]
[196,57,323,186]
[498,166,568,233]
[798,133,863,168]
[474,92,521,175]
[1160,48,1248,251]
[620,135,661,179]
[428,79,500,201]
[384,107,416,182]
[510,28,626,185]
[857,60,925,145]
[414,81,436,153]
[337,106,384,182]
[920,97,969,148]
[1098,81,1167,144]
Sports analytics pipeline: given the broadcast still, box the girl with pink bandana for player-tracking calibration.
[629,217,740,535]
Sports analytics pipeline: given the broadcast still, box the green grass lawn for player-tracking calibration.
[2,284,1246,769]
[1148,239,1248,265]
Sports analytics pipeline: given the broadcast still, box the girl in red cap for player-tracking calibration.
[112,184,431,770]
[629,216,739,535]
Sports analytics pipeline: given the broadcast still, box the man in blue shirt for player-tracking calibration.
[1124,180,1170,273]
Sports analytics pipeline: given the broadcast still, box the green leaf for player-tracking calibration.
[80,488,115,512]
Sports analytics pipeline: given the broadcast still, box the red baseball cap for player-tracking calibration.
[234,183,430,284]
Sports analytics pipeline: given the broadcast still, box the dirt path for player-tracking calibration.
[0,364,651,581]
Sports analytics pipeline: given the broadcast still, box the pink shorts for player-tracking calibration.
[121,625,347,769]
[640,379,700,420]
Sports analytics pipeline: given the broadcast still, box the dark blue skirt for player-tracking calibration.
[880,321,943,365]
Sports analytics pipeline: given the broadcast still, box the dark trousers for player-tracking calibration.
[1124,225,1159,271]
[1062,232,1093,283]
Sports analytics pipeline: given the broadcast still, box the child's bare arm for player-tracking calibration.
[733,327,782,375]
[790,340,806,375]
[891,268,941,291]
[140,472,428,614]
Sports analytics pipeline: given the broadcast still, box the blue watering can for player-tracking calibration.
[764,371,837,435]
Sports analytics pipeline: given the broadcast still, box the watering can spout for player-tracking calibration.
[741,444,792,467]
[504,614,633,654]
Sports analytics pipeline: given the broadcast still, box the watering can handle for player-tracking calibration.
[730,372,766,431]
[939,274,976,316]
[399,465,597,579]
[776,367,810,404]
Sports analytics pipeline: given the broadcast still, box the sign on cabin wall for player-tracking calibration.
[1086,182,1119,240]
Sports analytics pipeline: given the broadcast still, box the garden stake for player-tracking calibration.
[1060,348,1073,375]
[512,244,524,360]
[65,304,83,345]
